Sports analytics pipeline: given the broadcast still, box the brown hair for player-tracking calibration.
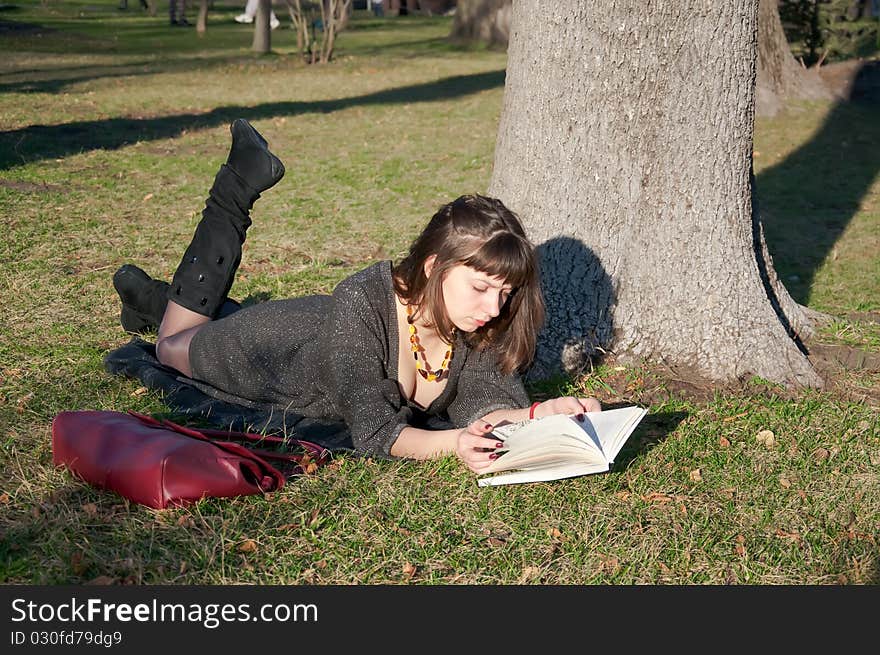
[392,194,544,374]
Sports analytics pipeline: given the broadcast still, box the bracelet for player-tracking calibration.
[529,401,541,420]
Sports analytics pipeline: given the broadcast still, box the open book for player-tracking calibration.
[477,405,648,487]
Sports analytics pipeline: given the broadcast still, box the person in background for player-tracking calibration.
[118,0,149,10]
[371,0,384,17]
[234,0,281,30]
[169,0,190,26]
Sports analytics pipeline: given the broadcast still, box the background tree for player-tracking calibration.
[757,0,830,115]
[449,0,510,47]
[196,0,209,34]
[253,0,273,53]
[489,0,823,387]
[283,0,352,62]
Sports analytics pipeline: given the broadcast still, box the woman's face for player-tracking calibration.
[437,264,512,333]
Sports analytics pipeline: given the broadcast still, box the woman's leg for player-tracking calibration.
[153,118,285,376]
[154,304,210,377]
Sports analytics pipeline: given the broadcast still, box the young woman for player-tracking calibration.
[113,119,601,473]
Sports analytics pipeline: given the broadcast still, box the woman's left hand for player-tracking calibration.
[534,396,601,418]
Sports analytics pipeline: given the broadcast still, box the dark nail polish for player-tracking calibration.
[484,424,493,430]
[496,442,504,448]
[489,453,499,460]
[576,414,584,421]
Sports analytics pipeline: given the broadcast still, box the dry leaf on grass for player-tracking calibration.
[755,429,776,447]
[131,387,148,397]
[812,447,830,461]
[81,503,98,516]
[71,551,87,575]
[238,539,257,553]
[689,468,702,482]
[16,393,34,413]
[779,475,792,488]
[486,537,505,547]
[599,554,620,574]
[517,566,542,584]
[85,575,116,586]
[718,436,731,447]
[402,562,417,579]
[0,493,9,504]
[775,529,801,543]
[547,527,563,540]
[643,492,672,503]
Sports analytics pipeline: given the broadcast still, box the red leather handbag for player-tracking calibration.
[52,410,328,509]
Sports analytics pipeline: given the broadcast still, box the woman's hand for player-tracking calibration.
[455,420,504,473]
[534,396,601,418]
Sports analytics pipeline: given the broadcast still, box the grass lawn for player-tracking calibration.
[0,1,878,585]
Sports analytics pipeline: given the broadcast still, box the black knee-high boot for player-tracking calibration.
[113,263,241,333]
[167,119,285,318]
[113,264,172,333]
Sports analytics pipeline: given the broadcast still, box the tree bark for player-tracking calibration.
[196,0,209,34]
[756,0,830,115]
[450,0,511,47]
[490,0,822,388]
[253,0,272,54]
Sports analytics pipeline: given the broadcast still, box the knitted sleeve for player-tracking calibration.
[444,346,529,427]
[324,272,411,458]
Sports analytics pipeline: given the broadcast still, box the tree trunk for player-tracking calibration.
[450,0,511,47]
[490,0,822,388]
[756,0,829,115]
[253,0,272,53]
[196,0,209,34]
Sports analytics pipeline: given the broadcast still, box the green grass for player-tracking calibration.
[0,1,878,585]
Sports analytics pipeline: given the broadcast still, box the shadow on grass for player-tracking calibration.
[613,408,688,471]
[755,60,880,307]
[0,55,254,94]
[0,69,505,170]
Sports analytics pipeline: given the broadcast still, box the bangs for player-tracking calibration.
[462,232,536,289]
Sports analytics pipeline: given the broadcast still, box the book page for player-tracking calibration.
[481,442,596,474]
[578,406,647,463]
[481,415,604,475]
[477,460,611,486]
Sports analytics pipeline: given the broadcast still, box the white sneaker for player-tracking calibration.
[234,13,253,24]
[270,15,280,30]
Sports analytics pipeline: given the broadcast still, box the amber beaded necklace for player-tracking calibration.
[406,304,454,382]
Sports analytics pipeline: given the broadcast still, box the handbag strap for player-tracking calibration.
[127,411,330,466]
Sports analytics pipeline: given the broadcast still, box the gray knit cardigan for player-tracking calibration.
[188,261,529,457]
